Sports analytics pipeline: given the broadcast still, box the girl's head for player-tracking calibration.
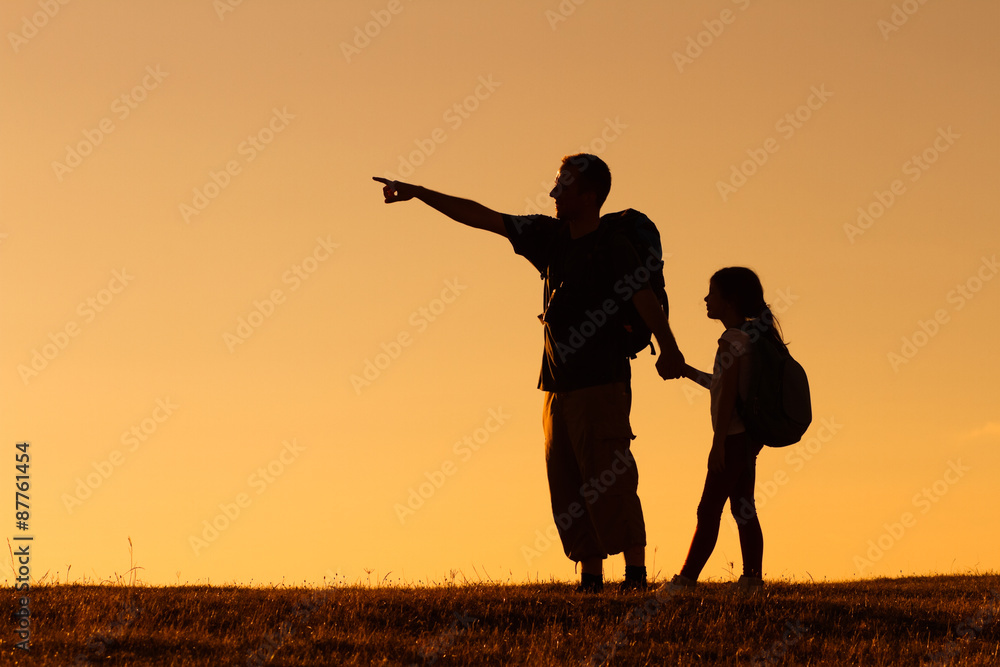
[708,267,785,344]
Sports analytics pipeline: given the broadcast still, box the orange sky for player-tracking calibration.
[2,0,998,586]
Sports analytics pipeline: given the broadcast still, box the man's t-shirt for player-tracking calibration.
[503,214,649,392]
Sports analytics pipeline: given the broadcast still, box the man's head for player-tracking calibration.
[549,153,611,220]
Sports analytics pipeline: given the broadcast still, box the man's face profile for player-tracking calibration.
[550,166,591,219]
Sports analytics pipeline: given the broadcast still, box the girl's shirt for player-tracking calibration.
[710,327,751,435]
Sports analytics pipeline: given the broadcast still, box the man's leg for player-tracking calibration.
[581,557,603,577]
[624,545,644,567]
[543,390,606,582]
[563,382,646,586]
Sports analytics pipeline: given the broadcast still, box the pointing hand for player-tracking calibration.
[373,177,418,203]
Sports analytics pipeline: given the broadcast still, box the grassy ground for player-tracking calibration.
[2,574,998,665]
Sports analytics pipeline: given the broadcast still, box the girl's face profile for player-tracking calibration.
[704,280,727,320]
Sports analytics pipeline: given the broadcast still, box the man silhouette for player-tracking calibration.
[373,154,684,592]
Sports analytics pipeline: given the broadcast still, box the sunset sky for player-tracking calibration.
[2,0,998,587]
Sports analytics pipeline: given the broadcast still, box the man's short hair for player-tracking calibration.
[562,153,612,208]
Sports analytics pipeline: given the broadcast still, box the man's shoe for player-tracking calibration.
[575,573,604,593]
[618,577,649,593]
[619,565,648,593]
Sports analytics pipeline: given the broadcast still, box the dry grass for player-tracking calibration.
[2,574,998,665]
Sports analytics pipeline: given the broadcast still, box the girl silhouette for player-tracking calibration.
[670,267,787,591]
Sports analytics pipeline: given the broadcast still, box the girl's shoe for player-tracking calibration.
[665,574,697,591]
[735,575,764,593]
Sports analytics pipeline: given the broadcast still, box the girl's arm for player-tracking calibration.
[708,338,740,472]
[683,363,712,389]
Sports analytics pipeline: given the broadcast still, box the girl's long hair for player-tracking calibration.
[710,267,786,348]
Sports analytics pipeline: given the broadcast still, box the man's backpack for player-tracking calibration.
[600,209,668,358]
[738,329,812,447]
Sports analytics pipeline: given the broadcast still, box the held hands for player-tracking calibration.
[655,346,686,380]
[372,177,418,203]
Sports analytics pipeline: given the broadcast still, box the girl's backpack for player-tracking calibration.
[738,329,812,447]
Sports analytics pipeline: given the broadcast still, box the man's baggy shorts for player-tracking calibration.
[542,381,646,562]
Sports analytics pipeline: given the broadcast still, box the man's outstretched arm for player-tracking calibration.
[373,177,507,237]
